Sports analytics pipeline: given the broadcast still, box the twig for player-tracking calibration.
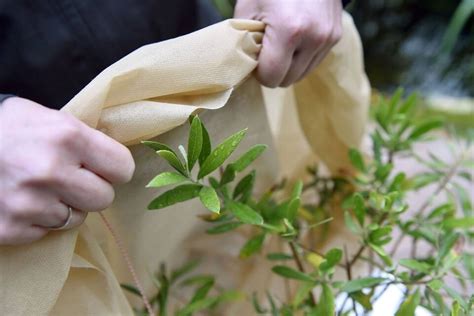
[390,150,466,256]
[289,241,317,306]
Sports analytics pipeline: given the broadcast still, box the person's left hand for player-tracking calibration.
[234,0,343,88]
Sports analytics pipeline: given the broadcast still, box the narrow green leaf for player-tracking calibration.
[395,289,421,316]
[451,300,460,316]
[408,119,443,140]
[199,120,212,166]
[141,140,174,153]
[370,243,393,266]
[232,144,267,172]
[291,180,303,199]
[437,232,460,264]
[170,260,200,283]
[267,253,293,261]
[427,279,443,291]
[352,193,366,225]
[344,211,362,234]
[206,221,242,234]
[349,148,366,172]
[157,150,187,175]
[399,92,417,114]
[148,184,202,210]
[190,279,214,303]
[198,129,247,179]
[226,199,263,225]
[146,172,188,188]
[320,248,343,272]
[442,217,474,229]
[233,171,255,200]
[399,259,432,274]
[120,283,141,297]
[240,233,265,258]
[177,297,218,316]
[272,265,315,282]
[315,284,335,316]
[187,116,203,171]
[286,197,300,222]
[292,282,314,307]
[199,186,220,213]
[220,165,236,185]
[340,277,386,293]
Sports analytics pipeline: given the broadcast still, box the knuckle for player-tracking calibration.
[287,21,310,42]
[33,155,62,183]
[91,186,115,211]
[54,118,81,146]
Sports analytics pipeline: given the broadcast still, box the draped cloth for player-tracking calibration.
[0,13,369,315]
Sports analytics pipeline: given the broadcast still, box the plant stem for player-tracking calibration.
[389,150,466,256]
[289,241,317,306]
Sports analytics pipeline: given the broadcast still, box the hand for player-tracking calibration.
[234,0,343,87]
[0,97,135,245]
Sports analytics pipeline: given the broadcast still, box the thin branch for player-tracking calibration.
[289,241,317,306]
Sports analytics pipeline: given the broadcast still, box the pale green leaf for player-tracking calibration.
[349,148,366,172]
[226,199,263,225]
[198,129,247,179]
[395,289,421,316]
[206,221,242,234]
[272,265,315,282]
[157,150,187,175]
[146,172,188,188]
[399,259,432,274]
[340,277,386,293]
[232,144,267,172]
[148,184,202,210]
[199,186,220,213]
[240,233,265,258]
[187,116,203,171]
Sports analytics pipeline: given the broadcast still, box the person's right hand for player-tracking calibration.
[0,97,135,245]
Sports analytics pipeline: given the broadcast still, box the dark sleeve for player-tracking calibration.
[0,93,16,105]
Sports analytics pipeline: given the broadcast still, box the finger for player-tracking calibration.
[280,45,320,87]
[75,120,135,184]
[256,25,298,88]
[0,222,47,245]
[29,201,87,229]
[55,167,115,212]
[296,44,333,82]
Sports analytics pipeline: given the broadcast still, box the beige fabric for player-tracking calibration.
[0,13,369,315]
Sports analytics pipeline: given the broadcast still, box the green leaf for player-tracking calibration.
[410,172,442,190]
[141,140,174,152]
[199,186,220,213]
[351,291,373,311]
[206,221,242,234]
[190,279,214,304]
[408,118,443,140]
[286,197,300,222]
[340,277,386,293]
[233,171,255,201]
[314,284,335,316]
[349,148,365,172]
[292,282,314,307]
[272,265,315,282]
[120,283,141,297]
[442,217,474,229]
[148,184,202,210]
[319,248,343,272]
[157,150,187,175]
[226,199,263,225]
[399,259,432,274]
[437,232,460,265]
[198,129,247,179]
[199,120,212,166]
[220,165,236,185]
[369,243,393,266]
[451,300,461,316]
[427,279,443,291]
[232,144,267,172]
[352,193,366,225]
[177,297,218,316]
[267,253,293,261]
[187,116,203,171]
[344,211,362,234]
[395,289,421,316]
[170,260,200,283]
[240,233,265,258]
[146,172,188,188]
